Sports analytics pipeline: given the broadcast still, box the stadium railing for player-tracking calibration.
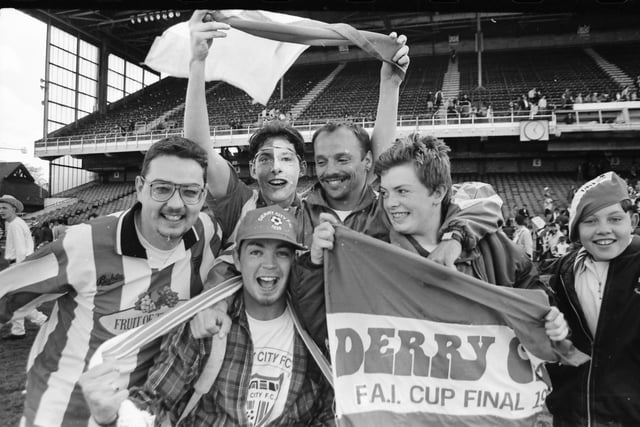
[34,102,640,156]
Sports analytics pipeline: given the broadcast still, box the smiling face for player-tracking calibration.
[578,203,637,261]
[314,127,371,210]
[379,162,443,239]
[236,238,293,320]
[136,155,205,250]
[250,138,302,208]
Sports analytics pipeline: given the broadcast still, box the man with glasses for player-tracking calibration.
[0,136,225,427]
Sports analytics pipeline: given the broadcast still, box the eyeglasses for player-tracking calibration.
[140,177,205,205]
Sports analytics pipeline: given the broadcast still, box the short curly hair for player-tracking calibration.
[375,133,453,206]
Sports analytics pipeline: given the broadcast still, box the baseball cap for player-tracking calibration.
[235,205,306,251]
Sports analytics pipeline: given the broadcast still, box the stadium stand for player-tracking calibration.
[458,47,622,111]
[593,43,640,88]
[168,62,339,129]
[397,55,449,119]
[296,60,381,122]
[452,172,579,218]
[24,182,136,225]
[51,77,189,138]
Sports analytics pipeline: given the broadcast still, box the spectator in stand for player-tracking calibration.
[435,90,443,109]
[517,94,529,115]
[486,103,494,122]
[543,187,554,212]
[34,221,53,249]
[0,195,48,340]
[574,92,584,104]
[543,172,640,425]
[529,99,539,119]
[538,95,548,115]
[426,91,434,112]
[552,235,570,258]
[518,203,531,219]
[561,89,574,107]
[527,87,539,105]
[542,222,562,260]
[512,214,534,259]
[502,217,515,240]
[52,218,67,240]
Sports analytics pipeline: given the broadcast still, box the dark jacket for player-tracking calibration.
[543,236,640,426]
[389,228,542,291]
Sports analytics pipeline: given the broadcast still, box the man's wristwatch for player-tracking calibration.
[441,231,464,245]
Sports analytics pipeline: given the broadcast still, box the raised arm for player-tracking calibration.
[184,10,232,197]
[370,33,410,167]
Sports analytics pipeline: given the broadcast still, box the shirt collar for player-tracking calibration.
[116,201,199,258]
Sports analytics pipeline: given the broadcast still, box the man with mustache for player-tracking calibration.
[185,11,503,341]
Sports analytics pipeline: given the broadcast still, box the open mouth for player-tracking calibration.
[257,276,279,289]
[268,179,288,188]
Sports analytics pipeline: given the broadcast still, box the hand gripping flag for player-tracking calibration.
[144,10,404,105]
[89,276,243,389]
[325,226,588,427]
[90,275,332,402]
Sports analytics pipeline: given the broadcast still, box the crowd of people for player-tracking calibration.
[2,10,640,427]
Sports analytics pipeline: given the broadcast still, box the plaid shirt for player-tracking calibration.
[130,293,335,427]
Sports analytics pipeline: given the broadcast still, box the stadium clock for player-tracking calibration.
[523,121,546,141]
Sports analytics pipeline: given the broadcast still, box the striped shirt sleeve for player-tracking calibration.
[0,232,73,323]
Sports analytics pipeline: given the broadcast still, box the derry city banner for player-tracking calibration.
[324,226,584,426]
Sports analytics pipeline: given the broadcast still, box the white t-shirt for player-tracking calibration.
[135,222,185,270]
[5,216,34,262]
[575,258,609,335]
[332,209,352,222]
[246,307,295,427]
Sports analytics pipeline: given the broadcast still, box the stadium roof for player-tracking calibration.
[22,6,640,69]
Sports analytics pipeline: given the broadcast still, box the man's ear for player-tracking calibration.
[135,176,144,202]
[364,150,373,172]
[299,160,307,177]
[249,161,258,180]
